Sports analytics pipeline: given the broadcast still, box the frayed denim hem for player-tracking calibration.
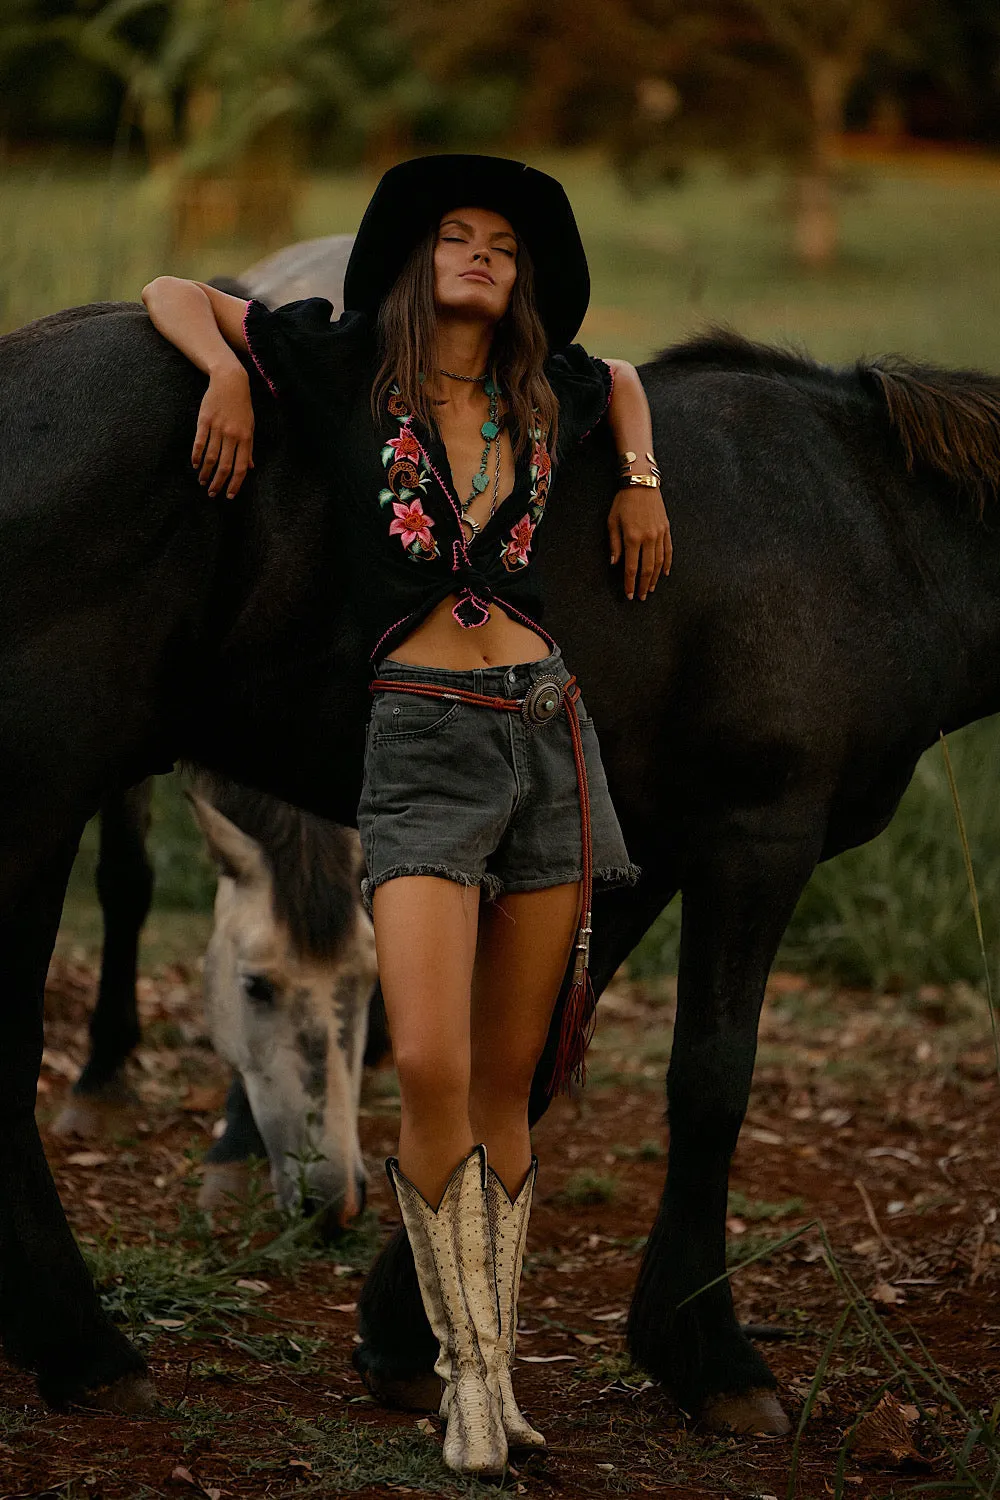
[596,862,642,890]
[361,865,502,917]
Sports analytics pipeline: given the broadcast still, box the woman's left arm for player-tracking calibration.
[604,359,672,601]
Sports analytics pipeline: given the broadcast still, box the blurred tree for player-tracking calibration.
[396,0,921,266]
[70,0,384,246]
[737,0,913,265]
[0,0,404,247]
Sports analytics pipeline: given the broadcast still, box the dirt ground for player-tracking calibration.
[1,958,998,1499]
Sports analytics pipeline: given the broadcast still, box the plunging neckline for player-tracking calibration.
[421,422,525,546]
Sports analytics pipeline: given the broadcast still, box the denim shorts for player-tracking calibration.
[357,650,640,912]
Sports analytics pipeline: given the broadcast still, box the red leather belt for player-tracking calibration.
[369,673,595,1095]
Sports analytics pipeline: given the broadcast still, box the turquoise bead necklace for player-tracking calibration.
[438,369,502,538]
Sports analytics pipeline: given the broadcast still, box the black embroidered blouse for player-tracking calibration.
[242,297,613,665]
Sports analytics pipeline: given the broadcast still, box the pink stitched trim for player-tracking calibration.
[578,358,614,444]
[369,611,417,661]
[495,598,556,648]
[408,421,469,539]
[243,301,279,399]
[451,589,491,630]
[451,539,468,573]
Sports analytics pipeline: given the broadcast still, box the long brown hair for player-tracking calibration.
[372,224,559,458]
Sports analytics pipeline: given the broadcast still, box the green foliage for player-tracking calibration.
[727,1190,805,1222]
[556,1170,619,1206]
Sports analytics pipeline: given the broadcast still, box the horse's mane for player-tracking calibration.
[193,772,360,960]
[652,329,1000,507]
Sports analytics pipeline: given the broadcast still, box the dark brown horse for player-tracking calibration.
[2,302,999,1432]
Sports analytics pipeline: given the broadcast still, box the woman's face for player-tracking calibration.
[433,206,518,324]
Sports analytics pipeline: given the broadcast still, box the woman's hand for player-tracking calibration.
[192,366,255,499]
[608,488,672,600]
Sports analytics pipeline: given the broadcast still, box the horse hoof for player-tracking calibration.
[357,1364,442,1412]
[75,1373,158,1415]
[51,1094,137,1140]
[197,1161,257,1210]
[702,1388,791,1435]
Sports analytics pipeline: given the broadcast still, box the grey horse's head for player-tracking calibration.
[190,781,376,1231]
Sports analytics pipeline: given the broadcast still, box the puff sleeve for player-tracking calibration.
[242,297,374,428]
[544,344,614,461]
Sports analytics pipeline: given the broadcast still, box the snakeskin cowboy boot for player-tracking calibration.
[485,1158,547,1449]
[386,1146,507,1476]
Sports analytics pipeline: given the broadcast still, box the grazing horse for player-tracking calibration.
[193,776,376,1226]
[2,303,1000,1431]
[52,775,388,1226]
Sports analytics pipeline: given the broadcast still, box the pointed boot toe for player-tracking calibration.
[442,1369,508,1475]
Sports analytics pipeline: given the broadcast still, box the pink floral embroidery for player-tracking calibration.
[500,413,550,571]
[502,513,535,571]
[387,429,421,464]
[379,385,440,561]
[389,499,436,552]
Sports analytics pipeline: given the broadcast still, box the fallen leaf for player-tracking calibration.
[235,1278,270,1295]
[574,1333,604,1346]
[150,1317,187,1329]
[866,1147,924,1168]
[726,1216,748,1235]
[66,1151,109,1168]
[744,1127,784,1146]
[519,1354,576,1363]
[871,1282,905,1306]
[331,1302,357,1313]
[591,1310,626,1323]
[415,1417,435,1434]
[288,1458,313,1471]
[171,1467,197,1488]
[540,1295,560,1309]
[850,1393,933,1471]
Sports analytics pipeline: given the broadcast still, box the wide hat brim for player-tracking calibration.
[343,154,590,352]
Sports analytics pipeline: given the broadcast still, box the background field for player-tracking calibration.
[6,151,1000,990]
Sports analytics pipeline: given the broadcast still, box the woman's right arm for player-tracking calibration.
[141,275,254,499]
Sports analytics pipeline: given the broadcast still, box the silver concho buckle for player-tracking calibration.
[522,678,564,725]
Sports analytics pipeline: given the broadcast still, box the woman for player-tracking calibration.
[142,154,670,1476]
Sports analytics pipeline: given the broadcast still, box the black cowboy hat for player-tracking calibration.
[343,154,590,352]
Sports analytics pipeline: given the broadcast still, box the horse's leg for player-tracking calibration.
[54,783,154,1138]
[198,1074,268,1210]
[627,832,818,1433]
[0,829,153,1409]
[353,871,678,1409]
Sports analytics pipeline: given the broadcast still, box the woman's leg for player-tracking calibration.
[373,873,508,1475]
[372,874,480,1207]
[469,881,582,1192]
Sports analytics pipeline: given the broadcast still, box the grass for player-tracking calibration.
[555,1169,619,1206]
[82,1191,380,1351]
[6,148,1000,988]
[282,1412,507,1496]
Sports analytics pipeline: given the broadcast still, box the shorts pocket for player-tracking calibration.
[370,693,463,742]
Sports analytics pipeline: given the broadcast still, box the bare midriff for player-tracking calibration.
[390,593,551,669]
